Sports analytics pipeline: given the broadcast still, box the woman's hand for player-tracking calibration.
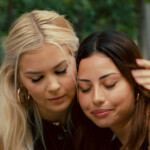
[131,59,150,90]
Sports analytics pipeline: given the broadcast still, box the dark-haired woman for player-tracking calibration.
[75,29,150,150]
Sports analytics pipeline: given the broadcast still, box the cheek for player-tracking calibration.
[60,72,76,100]
[65,62,77,92]
[78,93,89,110]
[69,56,76,76]
[28,87,41,96]
[71,65,76,78]
[109,83,135,109]
[65,74,76,92]
[78,94,92,120]
[20,79,44,100]
[27,85,44,101]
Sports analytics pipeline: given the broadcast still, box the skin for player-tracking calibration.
[19,43,76,124]
[77,53,135,144]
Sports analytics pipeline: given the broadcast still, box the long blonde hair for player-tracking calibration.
[0,10,79,150]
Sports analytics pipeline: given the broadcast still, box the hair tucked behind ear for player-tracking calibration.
[0,10,79,150]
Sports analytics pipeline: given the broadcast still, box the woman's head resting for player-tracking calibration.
[77,29,143,131]
[2,10,79,121]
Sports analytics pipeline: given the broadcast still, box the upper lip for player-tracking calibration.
[91,109,112,114]
[48,95,65,100]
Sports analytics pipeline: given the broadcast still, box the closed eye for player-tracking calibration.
[81,88,90,93]
[32,76,44,83]
[79,86,91,93]
[55,68,67,75]
[104,81,118,89]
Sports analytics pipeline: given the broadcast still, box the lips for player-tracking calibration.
[91,109,112,117]
[48,95,65,101]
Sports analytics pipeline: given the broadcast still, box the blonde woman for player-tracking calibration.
[0,10,79,150]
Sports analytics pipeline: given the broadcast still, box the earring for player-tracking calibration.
[17,87,30,104]
[136,93,140,101]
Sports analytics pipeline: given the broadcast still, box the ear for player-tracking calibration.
[17,74,25,88]
[17,81,25,89]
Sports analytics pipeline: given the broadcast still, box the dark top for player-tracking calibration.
[111,135,149,150]
[30,118,74,150]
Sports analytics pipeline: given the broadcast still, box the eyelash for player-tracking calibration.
[32,76,44,83]
[55,68,67,75]
[79,81,118,93]
[31,69,67,83]
[104,81,118,89]
[78,86,91,93]
[81,88,90,93]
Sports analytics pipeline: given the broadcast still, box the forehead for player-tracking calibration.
[78,53,120,77]
[18,43,70,71]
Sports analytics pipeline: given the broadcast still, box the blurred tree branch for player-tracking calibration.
[135,0,145,51]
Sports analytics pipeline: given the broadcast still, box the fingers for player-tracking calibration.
[136,59,150,69]
[141,85,150,91]
[131,59,150,91]
[131,69,150,78]
[132,75,150,85]
[131,73,150,90]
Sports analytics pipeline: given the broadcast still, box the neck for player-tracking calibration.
[111,118,132,145]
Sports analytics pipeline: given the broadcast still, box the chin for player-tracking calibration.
[97,123,111,128]
[54,102,72,112]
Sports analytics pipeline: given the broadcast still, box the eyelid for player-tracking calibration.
[31,76,44,83]
[55,68,67,75]
[104,81,118,88]
[54,61,68,70]
[55,62,68,70]
[78,84,91,93]
[79,87,91,93]
[82,88,90,93]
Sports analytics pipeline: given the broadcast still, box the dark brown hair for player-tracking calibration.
[74,30,150,150]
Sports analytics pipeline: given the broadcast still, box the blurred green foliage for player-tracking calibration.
[0,0,148,64]
[0,0,137,39]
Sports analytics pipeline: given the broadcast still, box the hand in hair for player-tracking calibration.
[131,59,150,90]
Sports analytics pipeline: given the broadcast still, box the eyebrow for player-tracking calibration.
[24,60,67,75]
[78,73,118,82]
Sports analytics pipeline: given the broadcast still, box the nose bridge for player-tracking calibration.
[47,75,60,91]
[93,84,104,104]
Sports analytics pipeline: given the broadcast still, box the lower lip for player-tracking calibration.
[92,110,112,118]
[48,95,65,103]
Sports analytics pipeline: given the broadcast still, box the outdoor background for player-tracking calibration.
[0,0,150,66]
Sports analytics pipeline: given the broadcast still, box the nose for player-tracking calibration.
[47,76,61,92]
[92,85,105,105]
